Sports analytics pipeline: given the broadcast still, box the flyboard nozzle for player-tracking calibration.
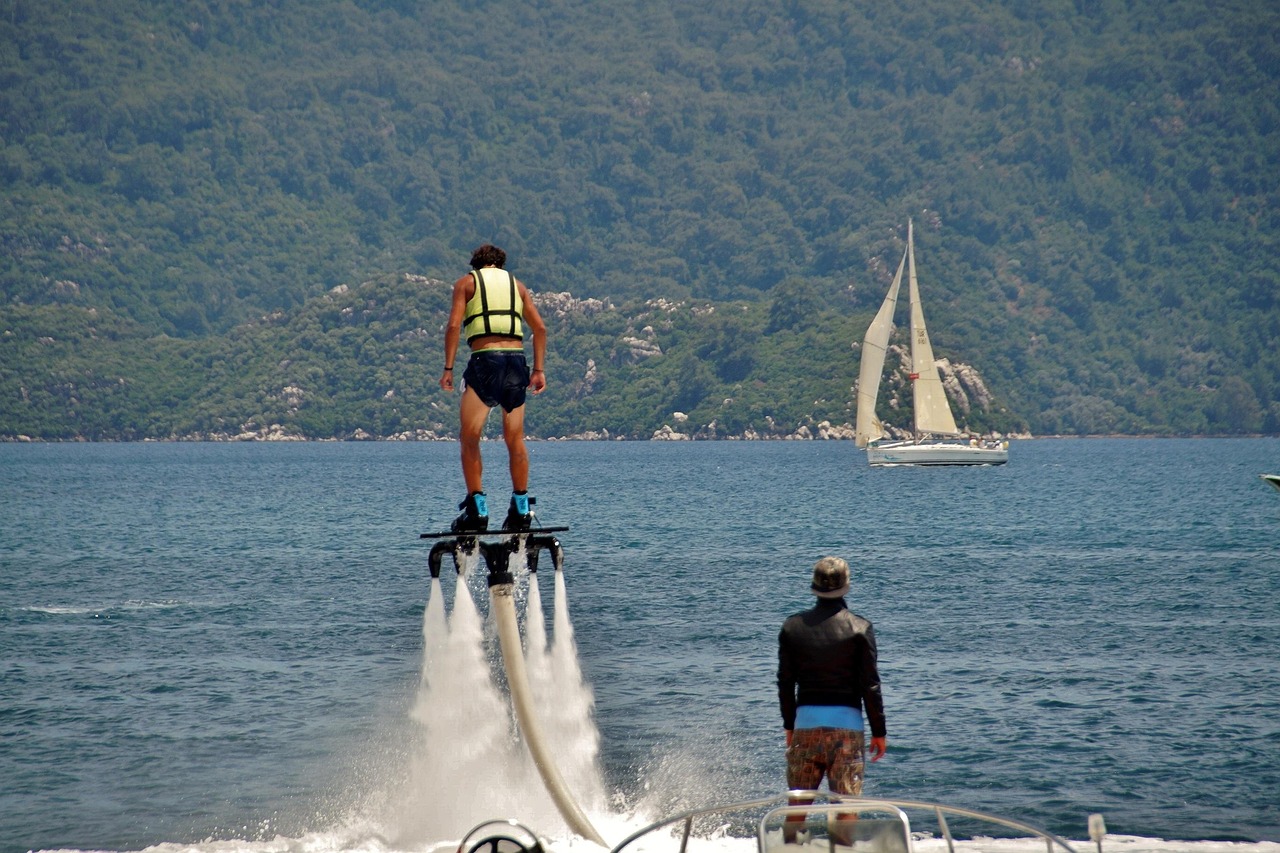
[429,538,481,578]
[523,535,564,573]
[427,541,453,579]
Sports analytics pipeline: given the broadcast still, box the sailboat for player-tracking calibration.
[855,220,1009,466]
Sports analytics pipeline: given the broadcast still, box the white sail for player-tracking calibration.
[854,246,907,448]
[905,220,961,438]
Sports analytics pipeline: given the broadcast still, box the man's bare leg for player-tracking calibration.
[459,386,490,495]
[502,404,529,492]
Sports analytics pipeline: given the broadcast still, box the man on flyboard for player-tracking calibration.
[439,244,548,533]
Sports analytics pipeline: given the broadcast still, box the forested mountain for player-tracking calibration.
[2,0,1278,439]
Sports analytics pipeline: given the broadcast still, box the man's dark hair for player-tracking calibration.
[470,244,507,269]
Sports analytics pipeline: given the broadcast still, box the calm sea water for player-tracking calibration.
[2,439,1278,853]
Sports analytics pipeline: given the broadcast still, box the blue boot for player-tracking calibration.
[451,492,489,532]
[504,492,535,531]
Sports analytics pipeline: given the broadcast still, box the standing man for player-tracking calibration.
[440,244,548,533]
[777,556,887,842]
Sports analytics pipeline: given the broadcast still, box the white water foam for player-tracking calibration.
[22,599,188,616]
[384,549,611,849]
[524,568,607,813]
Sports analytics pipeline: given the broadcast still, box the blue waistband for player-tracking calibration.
[794,705,863,731]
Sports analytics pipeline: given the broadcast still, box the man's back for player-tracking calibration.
[778,598,885,737]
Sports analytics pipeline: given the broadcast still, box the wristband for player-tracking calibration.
[444,367,453,371]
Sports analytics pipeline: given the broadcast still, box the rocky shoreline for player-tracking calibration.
[4,420,1028,443]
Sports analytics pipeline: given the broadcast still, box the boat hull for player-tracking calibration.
[867,440,1009,467]
[1263,474,1280,492]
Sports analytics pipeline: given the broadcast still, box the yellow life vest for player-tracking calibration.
[463,268,524,343]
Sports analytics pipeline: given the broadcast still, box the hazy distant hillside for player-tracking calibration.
[2,0,1278,437]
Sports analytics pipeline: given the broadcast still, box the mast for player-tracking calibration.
[906,219,961,440]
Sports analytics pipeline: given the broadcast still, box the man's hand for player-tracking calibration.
[869,736,887,762]
[440,369,455,392]
[529,369,546,394]
[785,729,793,747]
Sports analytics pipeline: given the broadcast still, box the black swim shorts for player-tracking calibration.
[462,350,530,413]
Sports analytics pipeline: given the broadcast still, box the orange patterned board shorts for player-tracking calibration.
[786,728,866,795]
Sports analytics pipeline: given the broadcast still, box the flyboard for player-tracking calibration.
[420,522,606,847]
[419,526,570,578]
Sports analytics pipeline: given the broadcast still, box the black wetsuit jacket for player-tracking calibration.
[777,598,886,738]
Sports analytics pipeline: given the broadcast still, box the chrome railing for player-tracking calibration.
[608,791,1080,853]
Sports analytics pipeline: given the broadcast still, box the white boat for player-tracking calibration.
[457,790,1092,853]
[855,220,1008,467]
[1262,474,1280,492]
